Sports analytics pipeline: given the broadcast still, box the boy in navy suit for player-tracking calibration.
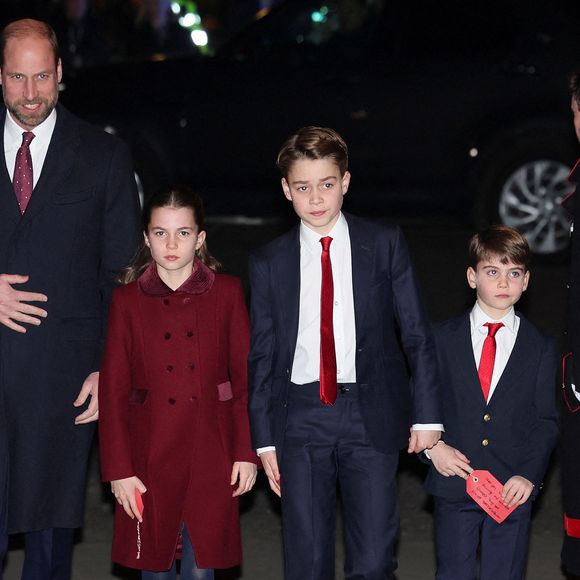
[248,126,442,579]
[425,226,558,580]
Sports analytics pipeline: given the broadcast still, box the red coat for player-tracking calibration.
[99,260,257,571]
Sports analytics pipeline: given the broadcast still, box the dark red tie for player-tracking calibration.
[478,322,504,401]
[13,131,35,213]
[320,236,337,405]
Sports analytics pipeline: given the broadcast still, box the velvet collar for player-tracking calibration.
[138,259,215,296]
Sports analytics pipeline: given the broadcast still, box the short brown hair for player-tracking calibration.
[571,72,580,108]
[276,126,349,179]
[468,225,531,270]
[0,19,60,67]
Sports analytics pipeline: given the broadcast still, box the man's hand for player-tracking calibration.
[408,429,441,454]
[231,461,258,497]
[428,442,473,479]
[502,475,533,507]
[74,371,99,424]
[111,476,147,522]
[0,274,47,333]
[260,450,281,497]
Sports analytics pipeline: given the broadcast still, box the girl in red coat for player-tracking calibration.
[99,186,258,579]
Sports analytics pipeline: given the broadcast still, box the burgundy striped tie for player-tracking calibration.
[320,236,337,405]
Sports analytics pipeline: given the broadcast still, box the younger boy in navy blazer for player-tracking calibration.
[425,226,558,580]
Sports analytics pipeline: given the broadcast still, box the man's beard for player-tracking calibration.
[5,94,58,128]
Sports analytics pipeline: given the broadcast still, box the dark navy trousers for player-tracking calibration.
[434,496,532,580]
[280,382,399,580]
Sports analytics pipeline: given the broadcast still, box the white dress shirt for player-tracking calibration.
[470,302,520,402]
[4,109,57,188]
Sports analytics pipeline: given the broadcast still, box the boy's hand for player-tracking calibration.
[230,461,258,497]
[260,450,281,497]
[408,429,441,453]
[501,475,533,507]
[428,442,473,478]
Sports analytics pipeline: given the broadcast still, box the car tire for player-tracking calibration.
[474,133,576,256]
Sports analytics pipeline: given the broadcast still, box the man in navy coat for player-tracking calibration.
[0,19,140,579]
[248,126,441,579]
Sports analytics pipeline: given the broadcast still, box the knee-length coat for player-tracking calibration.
[98,260,257,571]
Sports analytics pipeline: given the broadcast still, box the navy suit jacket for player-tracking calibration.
[248,212,441,456]
[425,311,558,500]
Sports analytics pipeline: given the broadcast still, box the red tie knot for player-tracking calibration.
[21,131,35,147]
[320,236,333,252]
[484,322,504,338]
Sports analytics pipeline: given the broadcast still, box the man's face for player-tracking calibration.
[572,96,580,142]
[281,157,350,235]
[0,35,61,130]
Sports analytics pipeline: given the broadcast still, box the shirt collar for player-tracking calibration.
[470,302,517,334]
[299,212,348,252]
[5,108,57,151]
[138,258,215,296]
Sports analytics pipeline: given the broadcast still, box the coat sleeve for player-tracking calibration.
[98,289,136,482]
[390,226,442,425]
[515,335,559,487]
[93,139,140,370]
[247,252,277,450]
[227,279,258,464]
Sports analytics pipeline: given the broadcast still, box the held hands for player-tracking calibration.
[428,441,473,479]
[260,450,281,497]
[0,274,47,332]
[501,475,533,507]
[111,476,147,522]
[408,429,441,454]
[231,461,258,497]
[74,371,99,424]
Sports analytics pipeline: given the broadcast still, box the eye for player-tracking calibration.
[510,271,521,278]
[486,269,497,276]
[10,74,22,81]
[178,230,191,238]
[297,186,308,193]
[323,182,334,189]
[153,230,166,237]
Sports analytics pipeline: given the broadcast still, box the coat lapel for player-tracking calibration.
[344,213,373,340]
[19,105,78,225]
[0,110,23,225]
[275,226,301,368]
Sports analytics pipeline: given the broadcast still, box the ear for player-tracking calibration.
[341,171,351,195]
[195,230,206,250]
[466,266,477,289]
[522,270,530,292]
[282,178,292,201]
[57,59,63,83]
[143,231,150,247]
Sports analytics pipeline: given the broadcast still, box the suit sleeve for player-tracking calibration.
[247,252,277,449]
[93,139,140,369]
[515,335,559,487]
[98,290,135,482]
[227,279,258,463]
[390,226,441,425]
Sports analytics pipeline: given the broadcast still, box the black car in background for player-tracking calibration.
[59,0,580,254]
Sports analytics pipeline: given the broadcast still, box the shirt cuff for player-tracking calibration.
[412,423,445,431]
[256,446,276,455]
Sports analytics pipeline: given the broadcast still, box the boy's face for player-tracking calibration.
[282,157,350,235]
[466,254,530,320]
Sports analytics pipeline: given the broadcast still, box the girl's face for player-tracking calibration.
[144,206,206,286]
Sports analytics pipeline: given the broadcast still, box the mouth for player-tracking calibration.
[164,255,179,261]
[310,210,326,217]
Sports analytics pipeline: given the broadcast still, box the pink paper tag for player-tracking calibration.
[466,469,517,523]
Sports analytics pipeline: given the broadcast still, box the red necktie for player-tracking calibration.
[13,131,35,213]
[477,322,504,401]
[320,236,337,405]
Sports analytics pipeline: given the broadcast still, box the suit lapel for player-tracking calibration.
[0,110,24,225]
[445,313,486,401]
[275,226,301,367]
[345,214,373,340]
[19,105,78,224]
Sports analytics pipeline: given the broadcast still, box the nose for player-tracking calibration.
[166,235,178,249]
[497,274,509,287]
[23,78,37,101]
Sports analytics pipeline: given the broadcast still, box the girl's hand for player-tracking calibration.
[111,476,147,522]
[231,461,258,497]
[428,441,473,479]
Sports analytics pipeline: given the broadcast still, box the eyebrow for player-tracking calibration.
[291,175,337,186]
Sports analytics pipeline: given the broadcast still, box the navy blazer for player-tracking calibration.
[248,212,441,456]
[425,311,558,500]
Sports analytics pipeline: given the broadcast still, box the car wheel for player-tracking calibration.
[475,138,575,255]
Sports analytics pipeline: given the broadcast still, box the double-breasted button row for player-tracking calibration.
[483,413,491,422]
[161,298,191,305]
[166,395,198,405]
[164,363,195,372]
[481,439,489,447]
[163,331,195,339]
